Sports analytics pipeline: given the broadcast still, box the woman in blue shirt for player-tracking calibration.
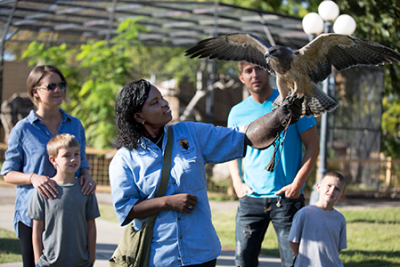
[109,79,302,267]
[0,65,96,267]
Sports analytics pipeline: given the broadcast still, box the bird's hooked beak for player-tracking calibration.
[264,52,270,64]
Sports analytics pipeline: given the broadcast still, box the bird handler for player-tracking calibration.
[109,79,303,267]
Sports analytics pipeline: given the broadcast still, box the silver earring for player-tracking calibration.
[141,121,145,125]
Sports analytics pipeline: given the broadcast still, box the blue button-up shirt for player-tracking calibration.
[109,122,245,267]
[1,109,90,237]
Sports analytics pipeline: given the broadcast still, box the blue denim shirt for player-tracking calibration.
[1,109,90,237]
[109,122,245,267]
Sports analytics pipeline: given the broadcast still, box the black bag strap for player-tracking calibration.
[146,126,173,226]
[156,126,173,198]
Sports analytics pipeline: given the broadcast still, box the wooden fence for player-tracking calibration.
[321,157,400,197]
[1,143,399,196]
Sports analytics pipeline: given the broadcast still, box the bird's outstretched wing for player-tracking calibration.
[299,33,400,84]
[185,33,271,70]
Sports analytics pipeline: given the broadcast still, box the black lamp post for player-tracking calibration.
[302,0,356,204]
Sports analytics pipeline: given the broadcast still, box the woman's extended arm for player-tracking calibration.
[244,94,303,149]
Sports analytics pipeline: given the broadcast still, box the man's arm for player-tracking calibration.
[87,219,97,264]
[275,125,319,198]
[289,241,299,257]
[228,159,253,198]
[32,219,44,264]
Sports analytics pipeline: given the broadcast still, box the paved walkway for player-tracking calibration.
[2,185,399,267]
[0,186,281,267]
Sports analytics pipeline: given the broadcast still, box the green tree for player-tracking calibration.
[220,0,308,16]
[325,0,400,157]
[22,18,146,148]
[222,0,400,157]
[19,1,400,155]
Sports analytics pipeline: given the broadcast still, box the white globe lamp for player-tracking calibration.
[302,12,324,36]
[334,14,357,35]
[318,0,340,22]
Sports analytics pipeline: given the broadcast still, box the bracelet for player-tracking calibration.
[29,173,35,183]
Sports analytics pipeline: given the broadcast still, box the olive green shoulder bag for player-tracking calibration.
[109,126,173,267]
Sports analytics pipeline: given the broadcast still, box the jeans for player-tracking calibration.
[235,195,305,267]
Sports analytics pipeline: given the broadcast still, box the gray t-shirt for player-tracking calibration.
[27,179,100,267]
[288,205,347,267]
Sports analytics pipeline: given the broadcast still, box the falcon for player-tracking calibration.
[185,33,400,117]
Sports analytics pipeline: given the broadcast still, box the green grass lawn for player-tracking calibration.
[339,208,400,267]
[2,205,400,266]
[0,228,22,264]
[96,205,400,266]
[213,207,400,266]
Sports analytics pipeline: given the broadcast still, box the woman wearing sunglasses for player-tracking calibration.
[1,65,96,267]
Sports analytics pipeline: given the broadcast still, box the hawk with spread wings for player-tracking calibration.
[185,33,400,117]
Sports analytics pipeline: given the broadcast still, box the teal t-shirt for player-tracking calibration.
[227,89,316,198]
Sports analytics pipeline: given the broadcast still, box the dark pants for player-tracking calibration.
[235,195,305,267]
[186,258,217,267]
[36,264,93,267]
[19,221,35,267]
[36,263,93,267]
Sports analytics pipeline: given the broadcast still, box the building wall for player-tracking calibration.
[2,61,34,102]
[1,61,34,142]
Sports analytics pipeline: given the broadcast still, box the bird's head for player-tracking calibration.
[265,45,291,59]
[264,46,293,74]
[265,46,280,64]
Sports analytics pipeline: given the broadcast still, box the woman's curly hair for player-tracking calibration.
[114,79,151,150]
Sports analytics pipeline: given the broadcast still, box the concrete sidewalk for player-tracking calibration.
[2,185,399,267]
[0,186,281,267]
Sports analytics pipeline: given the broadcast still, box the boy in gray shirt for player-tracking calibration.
[288,171,347,267]
[27,134,100,267]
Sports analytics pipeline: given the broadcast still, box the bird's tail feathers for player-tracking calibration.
[301,96,314,117]
[272,87,337,117]
[303,85,338,117]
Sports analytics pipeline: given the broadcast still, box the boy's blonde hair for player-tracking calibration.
[322,171,346,192]
[47,134,79,158]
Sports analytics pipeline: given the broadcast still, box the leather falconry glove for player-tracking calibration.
[245,94,304,149]
[245,94,304,171]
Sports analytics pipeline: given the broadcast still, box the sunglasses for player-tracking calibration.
[35,81,66,92]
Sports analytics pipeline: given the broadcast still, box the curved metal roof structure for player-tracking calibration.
[0,1,310,118]
[0,0,309,49]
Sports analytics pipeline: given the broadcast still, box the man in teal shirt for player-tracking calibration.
[228,62,320,267]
